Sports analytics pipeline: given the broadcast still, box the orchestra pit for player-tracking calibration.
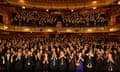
[0,0,120,72]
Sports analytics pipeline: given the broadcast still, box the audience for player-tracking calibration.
[10,10,108,27]
[62,12,108,27]
[0,36,120,72]
[10,10,57,27]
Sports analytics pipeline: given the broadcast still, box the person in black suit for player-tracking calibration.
[34,51,43,72]
[42,52,49,72]
[58,50,67,72]
[68,52,76,72]
[49,51,58,72]
[0,48,5,72]
[106,53,115,72]
[116,47,120,72]
[84,50,95,72]
[95,49,104,72]
[24,51,34,72]
[14,52,24,72]
[2,50,13,72]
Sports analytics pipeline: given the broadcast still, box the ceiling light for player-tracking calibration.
[47,29,53,32]
[87,29,92,32]
[22,6,26,9]
[24,28,30,31]
[19,0,24,3]
[92,1,97,4]
[4,26,8,29]
[92,7,97,9]
[71,9,74,12]
[118,1,120,5]
[109,28,114,31]
[66,29,72,32]
[46,9,49,12]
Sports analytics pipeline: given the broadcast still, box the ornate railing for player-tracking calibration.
[0,24,120,33]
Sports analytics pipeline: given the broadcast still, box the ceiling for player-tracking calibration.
[3,0,118,9]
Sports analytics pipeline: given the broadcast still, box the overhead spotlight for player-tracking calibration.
[46,9,49,12]
[92,7,97,10]
[22,6,26,9]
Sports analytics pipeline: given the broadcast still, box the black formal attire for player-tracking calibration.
[112,54,117,72]
[34,58,43,72]
[4,56,13,72]
[43,61,49,72]
[106,61,116,72]
[68,58,76,72]
[0,55,5,72]
[84,55,95,72]
[116,52,120,72]
[58,57,67,72]
[49,56,58,72]
[95,58,104,72]
[24,56,34,72]
[14,57,24,72]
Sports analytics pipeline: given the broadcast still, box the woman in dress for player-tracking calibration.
[76,52,84,72]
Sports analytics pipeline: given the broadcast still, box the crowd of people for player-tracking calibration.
[0,36,120,72]
[10,10,57,27]
[10,10,108,27]
[62,12,108,27]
